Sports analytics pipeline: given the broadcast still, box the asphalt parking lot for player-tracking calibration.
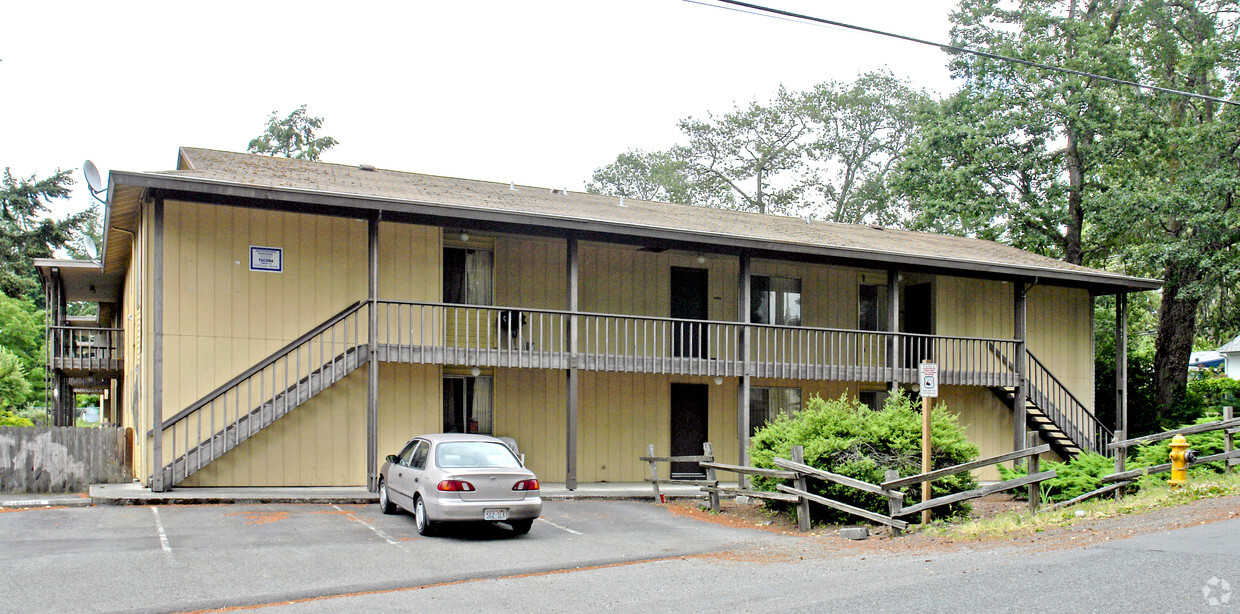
[0,500,791,614]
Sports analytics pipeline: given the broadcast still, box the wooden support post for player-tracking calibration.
[1113,429,1126,499]
[737,254,751,488]
[566,237,579,490]
[1113,292,1128,496]
[885,469,903,537]
[648,443,661,502]
[1115,292,1128,439]
[887,270,900,392]
[151,196,166,492]
[366,214,379,492]
[1027,432,1041,512]
[1226,407,1235,476]
[791,445,811,532]
[921,393,932,525]
[703,442,720,513]
[1013,282,1028,454]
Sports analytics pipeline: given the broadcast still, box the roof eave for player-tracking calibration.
[105,170,1162,294]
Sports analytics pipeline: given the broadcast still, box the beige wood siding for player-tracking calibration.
[934,277,1015,339]
[161,201,367,413]
[1027,285,1094,411]
[494,367,567,481]
[376,363,441,471]
[158,201,367,482]
[182,370,366,486]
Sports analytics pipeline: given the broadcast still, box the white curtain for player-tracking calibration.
[465,250,493,305]
[470,376,494,435]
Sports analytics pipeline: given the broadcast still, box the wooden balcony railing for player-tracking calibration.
[372,300,1021,386]
[48,326,123,373]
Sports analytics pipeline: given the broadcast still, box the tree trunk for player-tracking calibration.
[1152,257,1203,424]
[1063,122,1086,265]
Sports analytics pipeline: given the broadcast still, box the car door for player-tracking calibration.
[407,440,432,501]
[388,440,421,508]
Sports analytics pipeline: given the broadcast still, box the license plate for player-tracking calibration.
[484,508,508,521]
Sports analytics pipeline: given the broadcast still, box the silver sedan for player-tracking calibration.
[378,433,543,535]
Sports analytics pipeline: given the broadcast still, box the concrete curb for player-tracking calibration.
[91,495,379,506]
[0,496,92,509]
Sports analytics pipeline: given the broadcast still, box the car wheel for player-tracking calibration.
[378,478,397,515]
[414,496,436,536]
[509,518,534,535]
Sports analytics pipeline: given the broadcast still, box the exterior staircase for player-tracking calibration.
[154,302,368,489]
[989,349,1112,458]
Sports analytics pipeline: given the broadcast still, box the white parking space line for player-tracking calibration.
[150,507,172,553]
[538,517,583,535]
[332,505,404,547]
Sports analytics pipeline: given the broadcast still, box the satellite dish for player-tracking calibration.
[83,160,106,203]
[82,236,98,260]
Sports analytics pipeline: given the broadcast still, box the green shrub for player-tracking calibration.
[748,391,979,524]
[1185,378,1240,414]
[0,408,34,427]
[999,452,1115,502]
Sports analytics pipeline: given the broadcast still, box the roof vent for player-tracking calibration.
[551,188,563,195]
[868,224,884,230]
[359,164,377,172]
[510,180,517,191]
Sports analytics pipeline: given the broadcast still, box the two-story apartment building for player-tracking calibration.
[39,147,1157,491]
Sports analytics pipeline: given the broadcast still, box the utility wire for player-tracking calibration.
[691,0,1240,108]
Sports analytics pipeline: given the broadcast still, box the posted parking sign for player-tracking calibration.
[919,362,938,398]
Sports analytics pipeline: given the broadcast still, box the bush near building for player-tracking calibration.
[748,391,979,525]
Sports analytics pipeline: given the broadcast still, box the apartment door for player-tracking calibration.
[904,283,933,367]
[670,383,709,479]
[670,267,708,358]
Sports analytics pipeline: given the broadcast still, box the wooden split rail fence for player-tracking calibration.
[1036,406,1240,511]
[1037,407,1238,513]
[642,442,1058,533]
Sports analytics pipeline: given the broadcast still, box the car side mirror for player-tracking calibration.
[386,454,399,464]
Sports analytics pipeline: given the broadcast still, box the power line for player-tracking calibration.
[691,0,1240,108]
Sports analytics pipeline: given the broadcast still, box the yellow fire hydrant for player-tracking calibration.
[1169,434,1198,488]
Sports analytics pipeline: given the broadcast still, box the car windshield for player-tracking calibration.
[435,441,521,469]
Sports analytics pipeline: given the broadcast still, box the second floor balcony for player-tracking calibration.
[370,300,1021,387]
[49,326,124,375]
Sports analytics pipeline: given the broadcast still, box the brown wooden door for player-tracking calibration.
[671,267,708,358]
[670,383,709,479]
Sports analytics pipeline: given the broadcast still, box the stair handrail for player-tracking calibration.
[1024,349,1112,452]
[1024,350,1107,429]
[159,300,364,431]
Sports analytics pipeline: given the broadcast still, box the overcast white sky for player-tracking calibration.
[1,0,961,220]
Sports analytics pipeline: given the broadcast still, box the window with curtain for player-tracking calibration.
[443,376,494,435]
[749,386,802,436]
[751,275,802,326]
[443,247,493,305]
[858,284,890,331]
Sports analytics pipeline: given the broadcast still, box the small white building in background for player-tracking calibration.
[1219,335,1240,379]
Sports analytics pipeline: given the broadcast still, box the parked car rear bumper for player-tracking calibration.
[425,494,543,522]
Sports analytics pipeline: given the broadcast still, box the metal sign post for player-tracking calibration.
[919,361,938,524]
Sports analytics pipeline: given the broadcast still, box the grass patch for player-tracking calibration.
[916,472,1240,540]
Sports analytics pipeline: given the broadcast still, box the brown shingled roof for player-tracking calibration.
[106,147,1158,292]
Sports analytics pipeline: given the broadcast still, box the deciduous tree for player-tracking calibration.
[247,104,339,161]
